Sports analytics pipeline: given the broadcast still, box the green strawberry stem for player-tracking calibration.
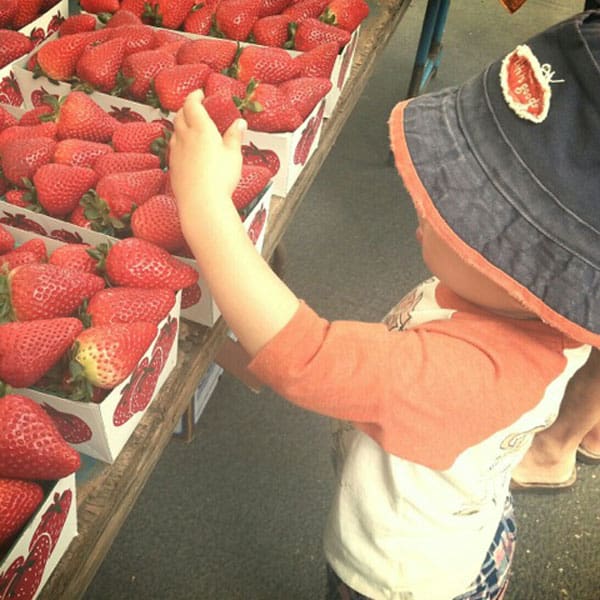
[0,275,13,323]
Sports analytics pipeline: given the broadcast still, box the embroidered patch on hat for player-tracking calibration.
[500,44,557,123]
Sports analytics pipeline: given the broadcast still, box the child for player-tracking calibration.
[168,10,600,600]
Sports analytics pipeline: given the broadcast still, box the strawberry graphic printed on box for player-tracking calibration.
[0,474,77,600]
[0,0,69,107]
[2,225,181,463]
[324,25,360,117]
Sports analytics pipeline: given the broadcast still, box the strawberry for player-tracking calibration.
[251,14,295,48]
[176,37,238,72]
[145,0,196,30]
[75,36,128,93]
[0,106,18,132]
[232,45,299,84]
[0,123,57,154]
[259,0,292,17]
[3,238,47,266]
[72,321,158,389]
[49,244,97,274]
[0,248,43,273]
[240,80,304,132]
[0,0,18,29]
[3,190,32,210]
[0,394,81,479]
[86,287,176,326]
[12,0,43,30]
[204,72,247,99]
[103,8,143,27]
[320,0,369,32]
[0,478,44,549]
[54,91,119,143]
[0,31,34,70]
[294,40,339,78]
[149,63,211,113]
[283,0,329,22]
[202,94,242,135]
[183,4,215,35]
[0,136,57,187]
[33,164,99,217]
[58,13,98,36]
[103,237,199,290]
[278,76,331,118]
[130,194,185,252]
[120,0,152,17]
[107,24,157,56]
[153,29,189,46]
[18,104,54,126]
[241,142,280,176]
[69,205,93,229]
[121,48,176,102]
[93,153,160,179]
[232,164,272,212]
[53,139,113,168]
[111,120,168,154]
[0,319,82,387]
[80,0,120,12]
[181,283,202,308]
[2,263,105,322]
[35,31,108,81]
[214,0,262,41]
[293,17,351,51]
[0,226,14,255]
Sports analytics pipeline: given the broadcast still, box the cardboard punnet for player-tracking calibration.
[3,225,181,463]
[0,474,77,600]
[0,0,69,107]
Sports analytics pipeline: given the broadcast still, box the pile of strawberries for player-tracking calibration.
[0,92,271,255]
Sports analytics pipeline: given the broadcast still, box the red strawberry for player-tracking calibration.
[259,0,292,17]
[80,0,121,13]
[240,81,304,133]
[0,123,57,155]
[119,0,149,17]
[58,13,98,36]
[232,45,299,84]
[103,237,199,290]
[18,105,54,126]
[251,14,295,48]
[320,0,369,32]
[215,0,261,41]
[93,151,160,177]
[68,206,93,229]
[111,121,168,154]
[33,164,99,217]
[0,394,81,479]
[104,8,143,28]
[202,94,242,135]
[0,137,56,187]
[5,238,47,264]
[176,37,238,72]
[0,31,34,70]
[86,287,176,326]
[72,321,158,389]
[0,106,18,132]
[247,205,267,242]
[53,139,113,168]
[30,488,73,552]
[293,17,351,51]
[4,263,105,322]
[278,76,331,118]
[233,164,272,212]
[241,142,280,176]
[106,24,157,56]
[0,319,83,387]
[204,72,247,100]
[183,4,215,35]
[0,479,44,549]
[11,0,43,30]
[0,0,18,29]
[55,92,119,143]
[181,283,202,308]
[42,405,92,444]
[0,248,43,273]
[149,63,211,113]
[283,0,329,22]
[121,48,176,102]
[130,194,185,252]
[0,226,14,254]
[294,40,339,78]
[49,244,97,274]
[153,29,189,46]
[146,0,196,30]
[75,36,128,93]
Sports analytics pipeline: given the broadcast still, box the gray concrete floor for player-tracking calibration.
[83,1,600,599]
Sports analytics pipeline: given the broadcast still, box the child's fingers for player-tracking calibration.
[181,89,209,131]
[222,118,247,154]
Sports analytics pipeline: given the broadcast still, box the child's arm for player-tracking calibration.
[168,90,300,356]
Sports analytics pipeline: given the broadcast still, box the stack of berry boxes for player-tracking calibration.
[0,0,69,108]
[11,1,363,197]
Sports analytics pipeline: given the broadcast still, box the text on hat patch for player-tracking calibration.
[500,44,558,123]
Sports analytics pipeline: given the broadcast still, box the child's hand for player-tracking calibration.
[169,89,247,228]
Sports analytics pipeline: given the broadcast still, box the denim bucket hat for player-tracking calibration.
[389,11,600,347]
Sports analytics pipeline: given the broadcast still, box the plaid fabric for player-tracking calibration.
[326,498,516,600]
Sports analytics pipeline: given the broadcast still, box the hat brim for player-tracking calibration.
[389,95,600,347]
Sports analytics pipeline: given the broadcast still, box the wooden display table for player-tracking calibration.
[39,1,413,597]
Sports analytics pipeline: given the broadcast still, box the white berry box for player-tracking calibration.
[0,474,77,600]
[0,0,69,107]
[4,225,181,463]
